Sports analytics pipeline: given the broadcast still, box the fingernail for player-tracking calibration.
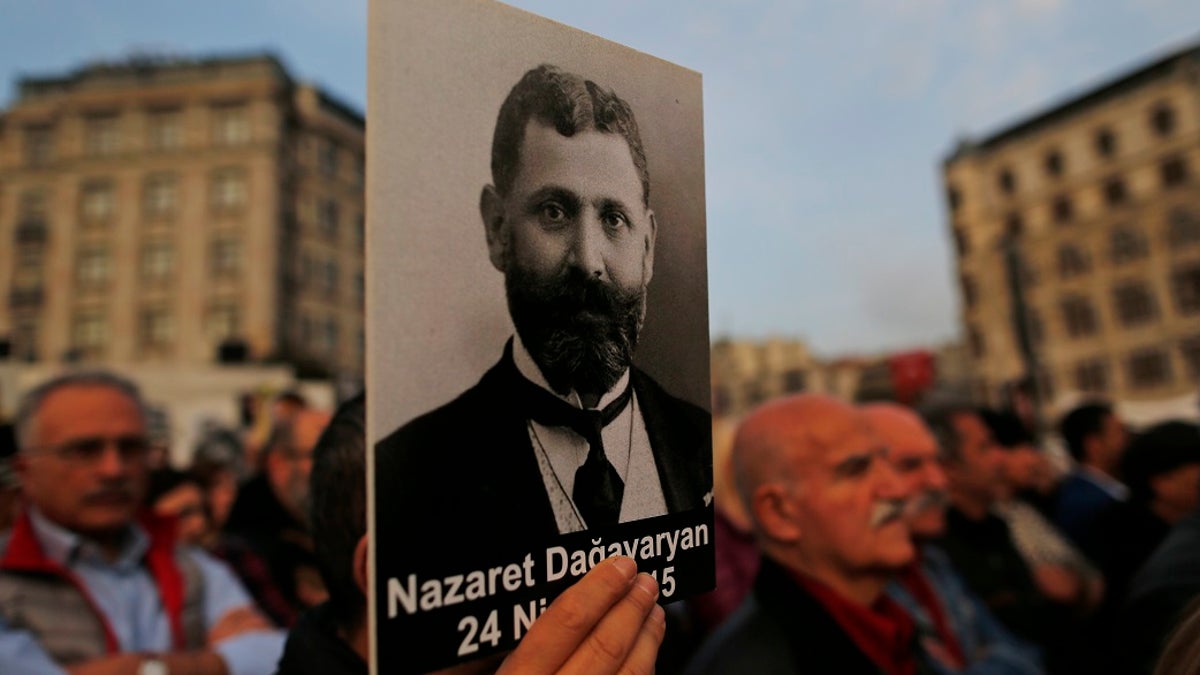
[612,556,637,579]
[635,573,659,599]
[650,604,666,625]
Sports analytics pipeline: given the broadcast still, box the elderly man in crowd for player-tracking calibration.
[0,371,284,675]
[864,403,1042,675]
[688,394,920,675]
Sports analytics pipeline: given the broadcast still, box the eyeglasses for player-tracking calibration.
[25,435,152,465]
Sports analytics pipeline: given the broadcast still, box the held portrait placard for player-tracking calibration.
[366,1,713,671]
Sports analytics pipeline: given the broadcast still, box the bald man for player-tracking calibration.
[226,407,334,625]
[864,403,1042,675]
[687,395,920,675]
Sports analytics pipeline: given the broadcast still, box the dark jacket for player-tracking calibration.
[686,557,922,675]
[275,603,366,675]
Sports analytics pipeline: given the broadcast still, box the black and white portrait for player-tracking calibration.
[367,1,712,671]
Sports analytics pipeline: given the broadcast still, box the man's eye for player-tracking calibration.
[539,202,567,224]
[601,211,629,232]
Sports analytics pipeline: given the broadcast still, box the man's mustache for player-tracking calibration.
[870,499,907,529]
[905,489,949,518]
[81,485,136,504]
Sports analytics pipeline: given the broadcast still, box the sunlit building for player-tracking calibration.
[944,41,1200,422]
[0,53,364,381]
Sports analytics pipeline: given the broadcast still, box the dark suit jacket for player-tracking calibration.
[374,343,711,573]
[686,558,919,675]
[1053,471,1121,556]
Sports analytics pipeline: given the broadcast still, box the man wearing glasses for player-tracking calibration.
[0,372,285,675]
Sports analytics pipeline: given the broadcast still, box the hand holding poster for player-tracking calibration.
[367,1,712,671]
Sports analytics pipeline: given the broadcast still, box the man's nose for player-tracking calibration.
[95,444,131,477]
[567,213,607,279]
[876,456,908,500]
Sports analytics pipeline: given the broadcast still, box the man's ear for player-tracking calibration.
[480,185,508,273]
[353,534,369,596]
[752,483,801,544]
[642,210,657,285]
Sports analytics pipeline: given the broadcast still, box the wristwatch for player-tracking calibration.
[138,657,169,675]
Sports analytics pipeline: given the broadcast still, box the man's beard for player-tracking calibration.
[506,265,646,399]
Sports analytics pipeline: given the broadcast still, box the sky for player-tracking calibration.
[2,0,1199,357]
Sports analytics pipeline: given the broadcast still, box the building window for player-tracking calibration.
[210,237,242,279]
[146,109,182,151]
[75,247,111,289]
[1151,103,1177,137]
[352,155,364,187]
[1161,156,1189,189]
[960,275,977,309]
[1025,307,1045,345]
[1181,336,1200,379]
[24,125,54,166]
[1005,212,1023,237]
[1052,195,1073,224]
[1044,150,1064,177]
[80,181,115,224]
[1110,227,1148,264]
[139,307,174,349]
[1172,263,1200,315]
[12,321,40,361]
[1095,128,1117,158]
[212,103,250,146]
[1060,295,1098,338]
[140,241,174,282]
[969,325,985,358]
[1057,244,1090,279]
[353,270,364,306]
[1169,209,1200,248]
[321,317,339,355]
[207,302,241,341]
[72,312,109,355]
[320,259,339,298]
[355,212,365,250]
[1127,348,1172,389]
[1104,177,1128,206]
[319,199,339,239]
[1113,282,1158,328]
[210,168,247,212]
[84,114,120,157]
[1074,359,1108,394]
[952,227,969,256]
[17,243,44,272]
[947,185,961,211]
[319,138,338,177]
[998,168,1016,195]
[143,173,178,219]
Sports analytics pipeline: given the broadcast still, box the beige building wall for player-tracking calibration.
[944,43,1200,421]
[0,55,364,381]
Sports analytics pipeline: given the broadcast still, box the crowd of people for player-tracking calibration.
[3,370,1200,674]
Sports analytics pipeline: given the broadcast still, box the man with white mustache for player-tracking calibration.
[688,394,923,675]
[864,403,1043,675]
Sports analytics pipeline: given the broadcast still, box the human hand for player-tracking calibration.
[494,556,665,675]
[1033,564,1082,604]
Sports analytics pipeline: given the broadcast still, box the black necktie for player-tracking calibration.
[519,376,633,528]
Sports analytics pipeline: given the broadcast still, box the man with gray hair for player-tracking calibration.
[0,371,284,675]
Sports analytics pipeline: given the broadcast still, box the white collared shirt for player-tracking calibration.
[513,335,667,532]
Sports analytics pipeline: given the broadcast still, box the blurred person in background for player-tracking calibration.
[225,406,332,626]
[1055,402,1129,554]
[279,393,668,675]
[146,468,296,628]
[866,403,1043,675]
[688,395,921,675]
[981,409,1104,613]
[923,402,1078,670]
[0,371,284,674]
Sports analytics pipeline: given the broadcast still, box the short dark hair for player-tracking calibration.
[919,400,977,463]
[309,393,366,631]
[1121,421,1200,504]
[1059,401,1113,463]
[491,64,650,208]
[978,408,1034,450]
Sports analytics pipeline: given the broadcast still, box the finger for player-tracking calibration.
[557,572,659,675]
[616,603,666,675]
[497,556,638,674]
